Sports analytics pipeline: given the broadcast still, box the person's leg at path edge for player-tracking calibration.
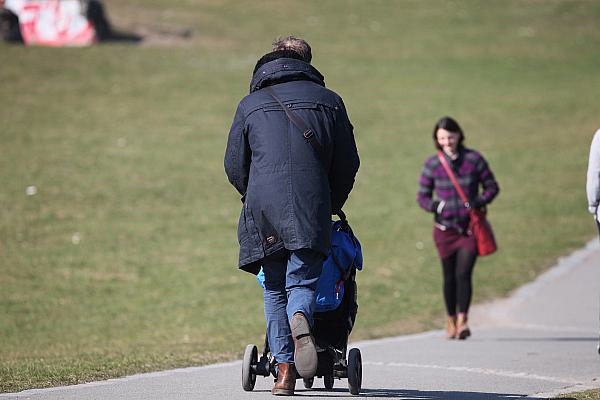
[286,248,323,378]
[597,215,600,354]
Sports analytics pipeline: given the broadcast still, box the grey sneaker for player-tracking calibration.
[291,312,318,378]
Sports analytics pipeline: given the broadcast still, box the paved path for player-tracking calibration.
[3,240,599,400]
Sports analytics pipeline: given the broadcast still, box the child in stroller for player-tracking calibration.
[242,213,363,395]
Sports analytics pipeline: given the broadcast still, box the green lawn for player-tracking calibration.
[557,388,600,400]
[1,0,599,392]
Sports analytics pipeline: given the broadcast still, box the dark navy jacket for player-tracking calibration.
[224,58,360,274]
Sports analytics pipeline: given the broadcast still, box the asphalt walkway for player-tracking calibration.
[2,240,599,399]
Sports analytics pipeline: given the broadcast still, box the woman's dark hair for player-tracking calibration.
[432,116,464,150]
[253,50,305,75]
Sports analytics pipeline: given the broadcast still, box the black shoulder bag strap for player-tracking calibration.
[264,86,325,164]
[265,86,349,222]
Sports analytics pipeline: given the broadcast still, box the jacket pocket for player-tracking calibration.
[237,204,265,264]
[262,101,320,113]
[243,203,262,248]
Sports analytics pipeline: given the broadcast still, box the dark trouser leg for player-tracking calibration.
[441,253,458,316]
[455,247,478,314]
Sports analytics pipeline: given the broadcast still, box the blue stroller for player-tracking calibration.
[241,212,364,395]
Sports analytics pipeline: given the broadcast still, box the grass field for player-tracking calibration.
[1,0,599,393]
[558,388,600,400]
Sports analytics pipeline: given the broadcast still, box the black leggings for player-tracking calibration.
[441,247,477,315]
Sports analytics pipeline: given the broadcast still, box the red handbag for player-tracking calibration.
[437,152,497,256]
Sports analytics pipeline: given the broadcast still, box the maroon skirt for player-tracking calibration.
[433,225,476,260]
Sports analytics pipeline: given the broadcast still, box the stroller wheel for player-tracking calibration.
[303,377,314,389]
[347,348,362,395]
[242,344,258,391]
[324,374,334,389]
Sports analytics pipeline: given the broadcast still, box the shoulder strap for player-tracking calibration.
[264,86,324,163]
[437,151,470,207]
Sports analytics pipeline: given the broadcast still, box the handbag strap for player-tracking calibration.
[437,151,470,208]
[264,86,325,163]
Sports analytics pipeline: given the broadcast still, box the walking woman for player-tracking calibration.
[417,116,499,340]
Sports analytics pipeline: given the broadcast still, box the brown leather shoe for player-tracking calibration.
[446,315,457,339]
[272,363,296,396]
[290,312,318,378]
[457,314,471,340]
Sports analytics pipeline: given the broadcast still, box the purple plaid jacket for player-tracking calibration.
[417,147,499,231]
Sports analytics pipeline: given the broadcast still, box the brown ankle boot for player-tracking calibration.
[456,314,471,340]
[272,363,296,396]
[446,315,457,339]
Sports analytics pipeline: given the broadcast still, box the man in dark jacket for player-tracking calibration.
[224,36,359,396]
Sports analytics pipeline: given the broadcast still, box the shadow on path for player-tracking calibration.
[251,387,574,399]
[496,337,597,343]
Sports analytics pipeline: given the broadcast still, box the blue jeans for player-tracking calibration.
[263,248,323,364]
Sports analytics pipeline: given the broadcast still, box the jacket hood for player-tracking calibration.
[249,58,325,93]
